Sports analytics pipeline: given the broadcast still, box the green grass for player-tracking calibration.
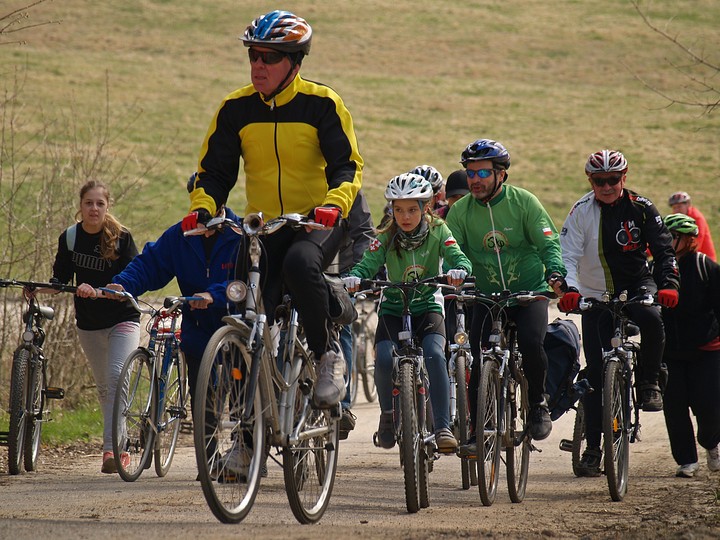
[0,405,102,447]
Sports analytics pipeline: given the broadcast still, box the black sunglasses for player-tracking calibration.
[248,49,286,65]
[590,174,623,187]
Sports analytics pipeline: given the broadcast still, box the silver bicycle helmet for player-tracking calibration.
[384,173,434,203]
[668,191,691,206]
[408,165,444,194]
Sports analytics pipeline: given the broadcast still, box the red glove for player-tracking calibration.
[181,209,211,232]
[657,289,679,308]
[313,206,341,227]
[558,289,581,313]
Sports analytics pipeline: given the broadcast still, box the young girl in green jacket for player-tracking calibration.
[343,173,472,452]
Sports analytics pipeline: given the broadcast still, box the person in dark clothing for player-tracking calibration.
[660,213,720,477]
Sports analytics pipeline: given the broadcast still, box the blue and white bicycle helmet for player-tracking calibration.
[242,10,312,55]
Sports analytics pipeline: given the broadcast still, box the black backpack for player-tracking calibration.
[544,318,590,420]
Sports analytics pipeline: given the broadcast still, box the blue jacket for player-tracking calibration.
[112,208,243,359]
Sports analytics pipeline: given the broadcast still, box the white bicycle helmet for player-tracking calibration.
[585,150,628,175]
[384,173,434,203]
[408,165,444,194]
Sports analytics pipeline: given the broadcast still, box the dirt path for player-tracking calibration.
[1,395,718,539]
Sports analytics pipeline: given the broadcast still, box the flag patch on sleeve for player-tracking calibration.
[542,227,552,236]
[369,238,381,252]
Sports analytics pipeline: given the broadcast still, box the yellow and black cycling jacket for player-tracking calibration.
[189,74,363,219]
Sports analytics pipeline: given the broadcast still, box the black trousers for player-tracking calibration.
[580,303,665,448]
[236,224,344,358]
[663,348,720,466]
[468,299,549,425]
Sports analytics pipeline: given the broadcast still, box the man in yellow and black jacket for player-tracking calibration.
[183,10,363,409]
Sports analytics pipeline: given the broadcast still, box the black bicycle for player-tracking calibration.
[349,295,378,405]
[0,279,77,474]
[569,290,656,501]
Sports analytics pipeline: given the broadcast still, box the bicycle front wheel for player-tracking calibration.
[399,360,421,513]
[8,348,30,475]
[349,329,359,407]
[154,347,187,477]
[506,372,530,503]
[359,311,378,403]
[112,349,156,482]
[603,360,629,501]
[571,401,587,477]
[453,353,475,490]
[23,355,45,472]
[476,359,501,506]
[283,360,340,524]
[194,326,265,524]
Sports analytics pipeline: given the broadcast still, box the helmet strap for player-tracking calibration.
[263,59,300,108]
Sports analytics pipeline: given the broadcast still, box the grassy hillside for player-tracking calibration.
[3,0,719,247]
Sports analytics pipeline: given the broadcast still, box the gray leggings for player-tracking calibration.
[77,321,140,452]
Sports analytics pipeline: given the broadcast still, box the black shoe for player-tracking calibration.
[374,412,395,449]
[458,436,477,458]
[640,384,663,412]
[577,446,602,477]
[339,409,356,440]
[529,402,552,441]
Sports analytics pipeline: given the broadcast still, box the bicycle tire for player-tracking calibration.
[506,371,530,503]
[194,326,264,524]
[112,349,156,482]
[23,355,45,472]
[453,353,473,490]
[359,310,378,403]
[603,360,629,501]
[571,401,587,477]
[418,388,432,510]
[398,360,421,513]
[349,329,359,407]
[8,348,30,475]
[477,359,501,506]
[154,347,186,477]
[283,357,340,524]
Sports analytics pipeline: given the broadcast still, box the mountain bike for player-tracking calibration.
[442,284,478,490]
[357,276,454,513]
[190,213,344,524]
[105,290,200,481]
[0,279,77,475]
[474,290,553,506]
[572,289,656,501]
[350,295,378,405]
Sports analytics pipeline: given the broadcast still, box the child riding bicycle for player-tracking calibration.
[343,173,472,452]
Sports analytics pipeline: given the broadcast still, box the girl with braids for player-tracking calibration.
[51,180,140,473]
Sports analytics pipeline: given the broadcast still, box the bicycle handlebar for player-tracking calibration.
[577,290,656,313]
[0,278,78,294]
[183,212,327,238]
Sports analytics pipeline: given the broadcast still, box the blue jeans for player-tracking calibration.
[340,323,353,409]
[375,333,450,431]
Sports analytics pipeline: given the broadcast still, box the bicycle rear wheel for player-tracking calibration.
[571,401,587,477]
[359,310,378,403]
[453,353,474,490]
[8,348,30,475]
[283,360,340,524]
[349,330,359,406]
[23,356,45,472]
[112,349,156,482]
[603,360,629,501]
[194,326,264,524]
[398,360,421,513]
[154,347,187,477]
[476,359,501,506]
[506,372,530,503]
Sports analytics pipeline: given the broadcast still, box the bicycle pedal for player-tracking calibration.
[44,387,65,399]
[558,439,573,452]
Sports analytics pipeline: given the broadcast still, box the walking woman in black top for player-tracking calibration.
[51,180,140,474]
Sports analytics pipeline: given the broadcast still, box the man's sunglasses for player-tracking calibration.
[248,49,286,65]
[466,169,498,179]
[590,174,623,187]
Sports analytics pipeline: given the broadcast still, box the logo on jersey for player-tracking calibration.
[369,238,382,252]
[615,220,641,251]
[483,230,508,252]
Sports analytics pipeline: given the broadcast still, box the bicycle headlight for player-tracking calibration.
[454,331,468,346]
[226,280,247,303]
[243,212,264,235]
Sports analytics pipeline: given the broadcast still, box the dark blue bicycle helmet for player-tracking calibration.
[460,139,511,170]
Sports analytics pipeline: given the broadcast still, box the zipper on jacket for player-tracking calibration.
[274,107,284,216]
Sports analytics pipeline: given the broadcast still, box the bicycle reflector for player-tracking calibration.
[226,280,247,303]
[454,331,468,345]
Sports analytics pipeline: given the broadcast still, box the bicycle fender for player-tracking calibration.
[221,315,252,339]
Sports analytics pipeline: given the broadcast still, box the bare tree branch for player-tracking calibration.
[0,0,60,46]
